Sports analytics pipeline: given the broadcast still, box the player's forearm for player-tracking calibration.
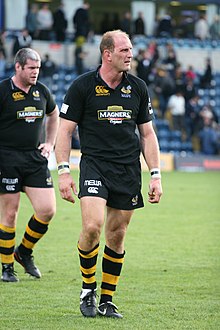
[141,131,161,171]
[55,119,76,164]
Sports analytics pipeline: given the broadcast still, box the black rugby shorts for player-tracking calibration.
[0,148,53,193]
[79,155,144,210]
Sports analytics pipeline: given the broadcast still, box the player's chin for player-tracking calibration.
[124,63,131,70]
[30,78,37,84]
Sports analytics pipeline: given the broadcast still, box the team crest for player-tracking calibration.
[33,90,40,99]
[121,85,131,98]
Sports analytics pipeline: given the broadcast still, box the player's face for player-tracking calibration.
[111,35,133,72]
[18,59,41,86]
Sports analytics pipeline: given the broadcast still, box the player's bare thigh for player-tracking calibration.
[0,192,20,227]
[79,196,106,250]
[24,186,56,222]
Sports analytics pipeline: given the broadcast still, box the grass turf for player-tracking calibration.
[0,170,220,329]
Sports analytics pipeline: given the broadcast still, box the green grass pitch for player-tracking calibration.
[1,170,220,330]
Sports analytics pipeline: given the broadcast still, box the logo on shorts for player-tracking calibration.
[2,177,18,191]
[131,195,138,206]
[84,179,102,194]
[88,187,98,194]
[46,177,53,186]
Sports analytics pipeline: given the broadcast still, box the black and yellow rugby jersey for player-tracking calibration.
[60,67,154,164]
[0,78,56,150]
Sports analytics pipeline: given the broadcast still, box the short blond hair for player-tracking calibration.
[99,30,130,55]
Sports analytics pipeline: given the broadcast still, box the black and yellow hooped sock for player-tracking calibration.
[0,224,16,264]
[78,243,99,290]
[19,214,49,255]
[100,245,125,304]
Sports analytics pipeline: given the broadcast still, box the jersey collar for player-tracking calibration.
[95,65,129,86]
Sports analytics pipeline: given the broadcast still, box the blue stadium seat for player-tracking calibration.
[169,140,182,153]
[181,141,193,153]
[154,118,170,131]
[159,139,169,152]
[170,130,182,142]
[157,129,170,140]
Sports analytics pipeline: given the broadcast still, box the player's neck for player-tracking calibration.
[12,76,31,93]
[99,66,123,89]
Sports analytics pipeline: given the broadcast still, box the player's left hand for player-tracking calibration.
[38,143,53,159]
[148,178,162,204]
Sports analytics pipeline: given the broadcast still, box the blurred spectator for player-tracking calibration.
[73,1,90,42]
[209,15,220,40]
[120,11,132,37]
[174,63,185,91]
[180,15,194,38]
[194,14,209,40]
[53,2,68,42]
[163,48,177,74]
[0,49,6,79]
[185,94,200,141]
[26,3,39,39]
[148,40,160,65]
[157,13,173,38]
[185,65,197,82]
[167,88,186,132]
[37,3,53,41]
[200,58,213,89]
[135,49,153,85]
[154,65,175,118]
[12,29,32,57]
[198,112,218,155]
[184,77,197,105]
[40,54,56,91]
[74,36,87,75]
[133,12,145,35]
[0,30,7,59]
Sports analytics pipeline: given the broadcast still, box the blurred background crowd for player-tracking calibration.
[0,0,220,156]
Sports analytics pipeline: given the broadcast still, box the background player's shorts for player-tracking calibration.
[0,148,53,193]
[79,155,144,210]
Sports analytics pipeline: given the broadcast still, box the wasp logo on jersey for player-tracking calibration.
[12,91,25,101]
[121,85,131,98]
[95,85,110,96]
[98,105,132,125]
[33,90,40,100]
[17,106,43,123]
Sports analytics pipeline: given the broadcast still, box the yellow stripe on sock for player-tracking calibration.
[33,214,48,225]
[0,224,15,233]
[21,237,35,250]
[0,238,15,248]
[101,288,114,296]
[82,275,96,284]
[26,226,44,239]
[78,244,99,259]
[1,254,14,264]
[103,252,124,264]
[80,264,96,275]
[102,272,119,286]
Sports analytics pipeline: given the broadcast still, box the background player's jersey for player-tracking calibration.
[60,68,154,164]
[0,78,56,150]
